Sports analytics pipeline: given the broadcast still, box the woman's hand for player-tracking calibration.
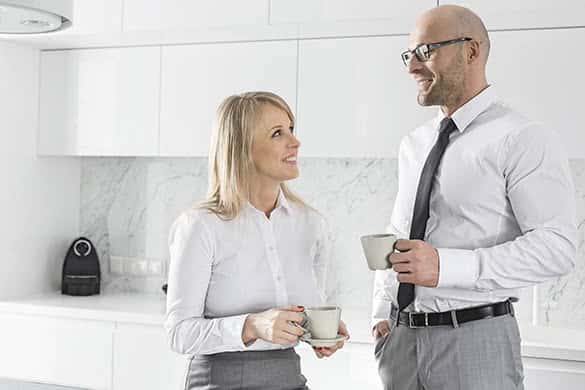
[313,320,350,358]
[242,305,306,346]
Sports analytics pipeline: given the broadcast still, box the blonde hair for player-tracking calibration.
[199,91,309,220]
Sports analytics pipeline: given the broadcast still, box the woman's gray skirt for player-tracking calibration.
[185,348,309,390]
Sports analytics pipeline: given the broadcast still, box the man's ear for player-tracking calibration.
[468,40,481,63]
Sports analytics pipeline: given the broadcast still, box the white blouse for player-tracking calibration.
[165,191,330,355]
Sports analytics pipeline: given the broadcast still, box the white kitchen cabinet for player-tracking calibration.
[38,47,161,156]
[297,36,435,157]
[271,0,434,33]
[60,0,123,35]
[123,0,268,32]
[113,324,189,390]
[0,313,114,390]
[488,28,585,158]
[159,41,298,156]
[440,0,585,30]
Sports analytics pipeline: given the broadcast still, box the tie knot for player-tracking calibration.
[439,117,457,135]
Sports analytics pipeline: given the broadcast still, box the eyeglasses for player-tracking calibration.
[401,37,472,66]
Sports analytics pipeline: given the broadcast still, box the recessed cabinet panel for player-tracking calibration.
[297,36,435,157]
[440,1,585,29]
[160,41,297,156]
[39,47,160,156]
[123,0,268,31]
[113,324,189,390]
[488,29,585,158]
[0,314,113,389]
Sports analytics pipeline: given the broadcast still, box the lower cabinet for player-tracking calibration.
[0,313,189,390]
[112,324,189,390]
[0,313,114,389]
[1,312,584,389]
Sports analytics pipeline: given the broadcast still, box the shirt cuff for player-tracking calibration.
[222,314,249,350]
[371,299,392,328]
[436,248,479,289]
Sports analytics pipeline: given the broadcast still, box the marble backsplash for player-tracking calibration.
[80,157,585,330]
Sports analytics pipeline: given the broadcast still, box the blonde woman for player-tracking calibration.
[165,91,349,389]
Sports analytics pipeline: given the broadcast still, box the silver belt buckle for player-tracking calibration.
[408,312,429,328]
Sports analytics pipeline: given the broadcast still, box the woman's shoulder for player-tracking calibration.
[288,202,328,231]
[169,208,219,240]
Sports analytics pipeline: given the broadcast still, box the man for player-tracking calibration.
[372,5,576,390]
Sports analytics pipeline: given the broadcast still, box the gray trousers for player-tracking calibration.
[185,348,309,390]
[375,311,524,390]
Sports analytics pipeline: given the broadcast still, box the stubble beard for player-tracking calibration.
[417,55,466,108]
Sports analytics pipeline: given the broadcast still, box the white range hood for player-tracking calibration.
[0,0,72,34]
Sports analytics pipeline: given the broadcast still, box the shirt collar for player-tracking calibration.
[435,85,496,133]
[245,188,292,216]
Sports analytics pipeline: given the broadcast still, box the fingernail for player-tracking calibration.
[297,305,305,309]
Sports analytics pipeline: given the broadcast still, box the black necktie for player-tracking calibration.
[397,117,458,312]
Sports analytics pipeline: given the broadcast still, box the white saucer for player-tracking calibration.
[300,334,348,347]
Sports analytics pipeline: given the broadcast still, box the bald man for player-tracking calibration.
[371,5,576,390]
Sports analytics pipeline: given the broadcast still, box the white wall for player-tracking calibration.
[0,41,80,299]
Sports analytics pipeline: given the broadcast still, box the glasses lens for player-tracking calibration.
[416,44,431,61]
[401,51,411,66]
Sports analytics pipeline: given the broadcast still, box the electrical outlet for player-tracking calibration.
[109,256,164,276]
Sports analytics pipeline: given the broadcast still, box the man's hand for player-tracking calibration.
[389,239,439,287]
[372,320,390,339]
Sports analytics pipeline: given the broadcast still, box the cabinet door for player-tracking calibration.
[439,1,585,30]
[271,0,434,32]
[61,0,123,35]
[159,41,297,156]
[113,324,189,390]
[297,36,435,157]
[524,357,585,389]
[123,0,268,31]
[488,28,585,158]
[39,47,161,156]
[0,313,114,389]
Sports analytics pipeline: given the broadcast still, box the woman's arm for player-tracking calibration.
[165,212,249,355]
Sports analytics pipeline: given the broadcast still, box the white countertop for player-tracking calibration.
[0,291,166,325]
[1,291,584,362]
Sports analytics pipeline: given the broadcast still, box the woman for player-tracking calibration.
[165,91,349,389]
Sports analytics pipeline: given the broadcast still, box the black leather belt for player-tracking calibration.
[391,300,514,328]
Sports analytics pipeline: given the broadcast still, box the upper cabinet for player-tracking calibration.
[123,0,268,31]
[440,1,585,29]
[159,41,298,156]
[297,36,435,158]
[488,28,585,158]
[59,0,123,35]
[270,0,435,34]
[38,47,161,156]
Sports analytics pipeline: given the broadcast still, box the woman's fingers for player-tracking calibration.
[338,320,350,339]
[284,321,306,337]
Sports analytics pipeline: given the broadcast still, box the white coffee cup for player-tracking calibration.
[360,233,397,270]
[303,306,341,339]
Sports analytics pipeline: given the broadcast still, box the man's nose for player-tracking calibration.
[406,54,423,74]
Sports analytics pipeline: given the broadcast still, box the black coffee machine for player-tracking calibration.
[61,237,101,296]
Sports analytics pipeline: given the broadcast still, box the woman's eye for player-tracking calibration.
[271,130,281,138]
[289,127,294,134]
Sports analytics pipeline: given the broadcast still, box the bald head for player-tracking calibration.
[407,5,490,114]
[415,5,490,65]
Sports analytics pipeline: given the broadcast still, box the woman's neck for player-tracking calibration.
[248,181,281,218]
